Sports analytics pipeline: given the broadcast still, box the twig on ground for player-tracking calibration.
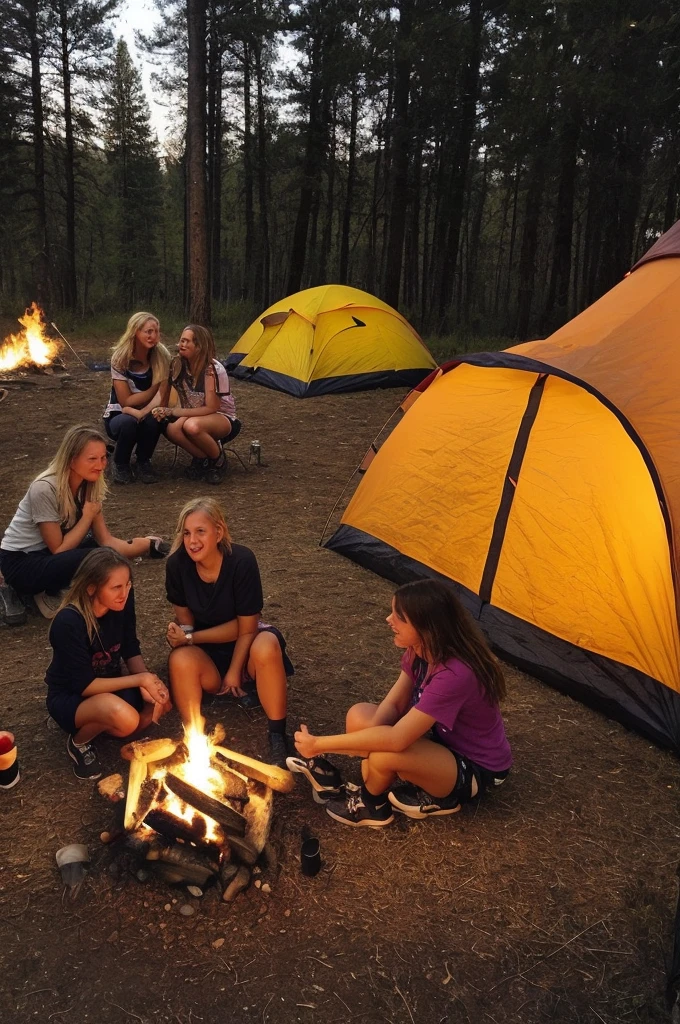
[394,983,415,1024]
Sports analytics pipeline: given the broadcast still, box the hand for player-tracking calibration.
[221,668,246,698]
[82,499,102,522]
[139,672,169,706]
[166,622,191,648]
[152,406,169,421]
[294,723,318,759]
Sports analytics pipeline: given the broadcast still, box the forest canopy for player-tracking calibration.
[1,0,679,340]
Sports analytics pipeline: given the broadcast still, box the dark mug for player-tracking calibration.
[301,836,321,877]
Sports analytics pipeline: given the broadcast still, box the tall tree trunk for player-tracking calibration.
[316,95,337,285]
[242,42,255,300]
[28,1,50,305]
[254,37,270,306]
[207,19,222,301]
[58,0,77,309]
[515,149,547,339]
[542,115,580,331]
[383,4,412,309]
[186,0,210,323]
[339,82,358,284]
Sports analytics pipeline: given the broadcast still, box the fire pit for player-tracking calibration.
[0,303,62,375]
[102,724,293,900]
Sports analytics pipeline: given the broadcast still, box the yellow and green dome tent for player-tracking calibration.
[226,285,436,397]
[326,222,680,752]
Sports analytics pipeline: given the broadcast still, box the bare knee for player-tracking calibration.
[168,646,201,684]
[183,418,203,438]
[105,700,139,738]
[346,702,380,732]
[250,631,283,669]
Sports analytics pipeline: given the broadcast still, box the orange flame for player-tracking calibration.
[151,721,226,842]
[0,303,60,372]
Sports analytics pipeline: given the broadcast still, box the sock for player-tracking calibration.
[267,717,287,736]
[360,783,389,810]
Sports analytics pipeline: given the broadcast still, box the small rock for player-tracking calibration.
[164,903,172,912]
[179,904,195,917]
[159,923,166,930]
[106,930,119,943]
[212,938,225,949]
[136,870,149,883]
[254,879,262,889]
[252,866,262,875]
[187,885,203,898]
[284,909,291,918]
[261,883,271,894]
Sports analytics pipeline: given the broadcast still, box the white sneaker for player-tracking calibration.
[34,591,65,619]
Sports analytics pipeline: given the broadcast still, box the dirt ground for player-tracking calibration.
[1,352,679,1024]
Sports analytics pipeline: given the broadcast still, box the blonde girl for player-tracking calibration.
[152,325,239,485]
[0,425,169,618]
[45,548,170,780]
[103,312,171,484]
[164,497,293,767]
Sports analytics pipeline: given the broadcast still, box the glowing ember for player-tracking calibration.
[0,303,60,372]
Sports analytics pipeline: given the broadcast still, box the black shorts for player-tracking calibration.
[198,623,294,687]
[47,685,144,735]
[429,728,510,804]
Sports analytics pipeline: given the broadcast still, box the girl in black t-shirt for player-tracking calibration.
[165,497,292,767]
[46,548,170,780]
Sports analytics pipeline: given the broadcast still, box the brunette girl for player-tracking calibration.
[289,579,512,827]
[152,325,239,485]
[0,424,169,618]
[165,498,293,767]
[103,312,170,484]
[46,548,170,780]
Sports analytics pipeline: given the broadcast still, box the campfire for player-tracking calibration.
[101,722,293,899]
[0,303,61,373]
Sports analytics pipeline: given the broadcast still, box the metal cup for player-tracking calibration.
[249,440,262,465]
[301,836,321,877]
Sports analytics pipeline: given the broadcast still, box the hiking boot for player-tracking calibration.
[388,781,461,819]
[184,457,207,480]
[136,460,158,484]
[286,754,344,798]
[268,732,291,769]
[326,789,394,828]
[111,463,133,485]
[66,734,102,781]
[149,538,171,559]
[34,590,65,619]
[204,452,226,485]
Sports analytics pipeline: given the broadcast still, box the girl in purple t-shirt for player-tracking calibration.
[288,579,512,828]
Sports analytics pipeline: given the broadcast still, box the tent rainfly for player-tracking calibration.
[326,221,680,753]
[225,285,436,397]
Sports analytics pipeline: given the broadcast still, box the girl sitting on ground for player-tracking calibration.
[103,311,170,484]
[45,548,170,780]
[0,424,169,619]
[288,578,512,828]
[152,325,238,485]
[165,497,293,767]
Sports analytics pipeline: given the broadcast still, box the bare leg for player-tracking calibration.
[182,415,232,460]
[246,631,287,720]
[361,738,476,799]
[168,646,222,732]
[166,417,205,458]
[73,693,141,744]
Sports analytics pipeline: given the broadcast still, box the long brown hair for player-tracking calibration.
[170,324,217,405]
[393,579,507,704]
[53,547,133,641]
[170,497,233,555]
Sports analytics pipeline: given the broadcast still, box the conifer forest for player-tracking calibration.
[1,1,679,340]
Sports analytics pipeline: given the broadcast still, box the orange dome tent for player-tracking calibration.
[326,222,680,751]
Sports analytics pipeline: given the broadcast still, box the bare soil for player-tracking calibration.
[0,356,679,1024]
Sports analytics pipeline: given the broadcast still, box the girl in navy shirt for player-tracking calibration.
[46,548,170,780]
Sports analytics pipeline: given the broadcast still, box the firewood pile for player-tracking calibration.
[98,729,292,901]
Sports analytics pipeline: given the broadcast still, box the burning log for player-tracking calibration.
[164,773,247,837]
[226,833,259,867]
[213,745,294,793]
[124,757,148,831]
[120,737,179,763]
[143,808,224,852]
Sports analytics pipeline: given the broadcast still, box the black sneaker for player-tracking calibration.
[286,754,344,798]
[149,538,171,559]
[388,781,461,819]
[184,457,207,480]
[111,463,133,485]
[136,460,158,484]
[66,735,102,781]
[268,732,291,769]
[325,790,394,828]
[205,452,226,485]
[311,779,360,806]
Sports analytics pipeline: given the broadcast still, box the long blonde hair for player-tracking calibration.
[54,548,133,641]
[170,497,233,555]
[36,425,108,528]
[111,311,170,388]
